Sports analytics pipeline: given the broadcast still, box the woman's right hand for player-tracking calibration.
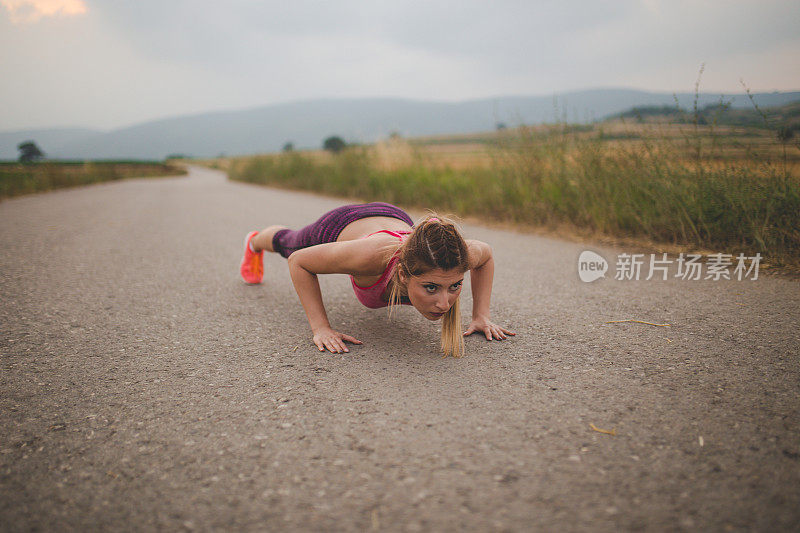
[312,327,363,354]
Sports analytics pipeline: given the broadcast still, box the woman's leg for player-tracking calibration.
[251,225,288,253]
[251,202,414,259]
[256,204,363,259]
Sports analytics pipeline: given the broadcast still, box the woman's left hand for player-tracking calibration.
[463,317,516,341]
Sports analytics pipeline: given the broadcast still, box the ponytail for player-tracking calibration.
[440,296,464,358]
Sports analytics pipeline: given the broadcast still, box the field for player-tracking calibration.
[218,114,800,271]
[402,120,800,172]
[0,161,186,199]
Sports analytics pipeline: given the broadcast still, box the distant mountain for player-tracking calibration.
[2,89,799,160]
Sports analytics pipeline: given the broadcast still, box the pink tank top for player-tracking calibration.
[350,229,412,309]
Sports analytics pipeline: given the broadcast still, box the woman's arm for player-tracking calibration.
[464,240,515,341]
[466,240,494,320]
[286,238,387,353]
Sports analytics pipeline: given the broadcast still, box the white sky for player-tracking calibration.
[1,0,798,131]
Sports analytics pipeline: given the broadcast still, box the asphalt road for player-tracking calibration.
[1,166,798,532]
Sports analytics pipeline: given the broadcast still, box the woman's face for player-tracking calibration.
[401,268,465,321]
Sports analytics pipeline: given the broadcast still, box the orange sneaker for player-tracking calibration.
[240,231,264,284]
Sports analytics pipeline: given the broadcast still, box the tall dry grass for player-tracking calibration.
[227,123,800,267]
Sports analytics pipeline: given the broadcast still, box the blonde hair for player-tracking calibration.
[387,213,470,357]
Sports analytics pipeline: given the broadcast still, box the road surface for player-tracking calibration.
[1,166,798,531]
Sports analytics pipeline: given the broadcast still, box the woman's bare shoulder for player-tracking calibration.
[339,233,400,275]
[465,239,492,269]
[363,232,405,265]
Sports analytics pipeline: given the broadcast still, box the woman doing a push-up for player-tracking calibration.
[239,202,514,357]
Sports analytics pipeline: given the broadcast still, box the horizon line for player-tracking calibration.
[3,86,799,134]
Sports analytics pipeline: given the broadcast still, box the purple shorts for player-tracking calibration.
[272,202,414,258]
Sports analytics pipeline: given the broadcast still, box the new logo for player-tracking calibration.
[578,251,608,282]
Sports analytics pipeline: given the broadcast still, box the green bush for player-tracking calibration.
[0,162,185,199]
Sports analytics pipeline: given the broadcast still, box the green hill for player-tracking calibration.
[613,100,800,136]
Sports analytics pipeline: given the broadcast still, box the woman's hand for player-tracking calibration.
[313,327,363,354]
[463,316,515,341]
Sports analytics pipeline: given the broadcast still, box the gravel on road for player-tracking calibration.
[1,166,798,531]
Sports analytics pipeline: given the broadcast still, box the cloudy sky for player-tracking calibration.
[1,0,798,131]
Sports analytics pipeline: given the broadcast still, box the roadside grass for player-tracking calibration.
[0,161,186,199]
[226,121,800,268]
[494,123,800,264]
